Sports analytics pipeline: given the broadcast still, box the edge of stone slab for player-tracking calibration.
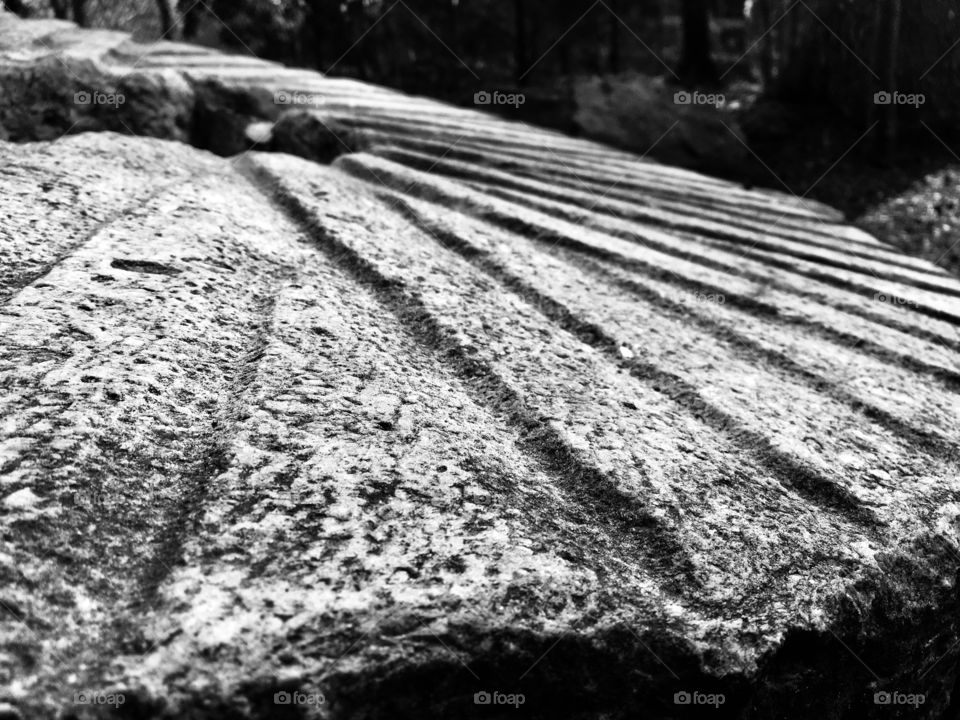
[64,567,960,720]
[29,154,952,719]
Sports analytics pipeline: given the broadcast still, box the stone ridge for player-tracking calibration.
[2,12,960,720]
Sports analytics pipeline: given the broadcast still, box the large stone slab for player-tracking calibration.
[2,12,960,720]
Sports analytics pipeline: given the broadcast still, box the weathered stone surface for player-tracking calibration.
[3,11,960,720]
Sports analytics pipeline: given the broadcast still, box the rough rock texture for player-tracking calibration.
[3,11,960,720]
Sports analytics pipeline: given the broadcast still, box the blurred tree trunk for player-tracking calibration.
[50,0,68,19]
[777,0,956,137]
[749,0,774,84]
[71,0,87,27]
[784,1,799,61]
[654,0,665,60]
[179,0,201,39]
[882,0,902,155]
[556,0,592,78]
[514,0,528,84]
[608,4,620,74]
[776,0,789,70]
[680,0,717,83]
[585,4,602,74]
[558,0,573,78]
[351,1,385,83]
[445,0,460,63]
[156,0,177,38]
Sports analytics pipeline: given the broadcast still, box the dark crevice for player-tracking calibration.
[375,144,943,285]
[337,154,960,375]
[384,194,883,533]
[510,165,879,249]
[111,258,182,275]
[477,176,951,290]
[235,155,709,608]
[578,248,960,393]
[133,286,285,607]
[566,253,960,465]
[399,185,960,469]
[463,174,960,329]
[509,160,890,246]
[333,113,838,223]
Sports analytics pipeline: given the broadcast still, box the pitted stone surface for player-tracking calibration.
[3,11,960,720]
